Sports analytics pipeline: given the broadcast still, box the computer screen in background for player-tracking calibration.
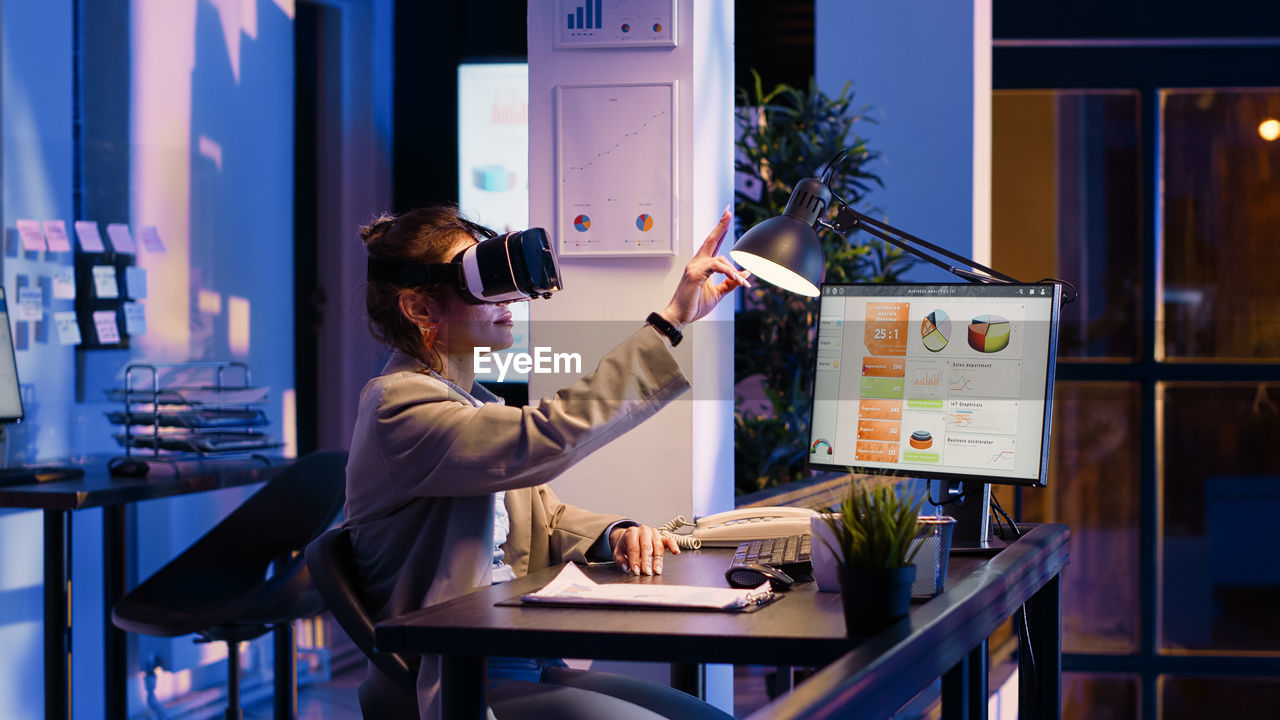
[809,283,1060,486]
[458,61,531,386]
[0,288,25,423]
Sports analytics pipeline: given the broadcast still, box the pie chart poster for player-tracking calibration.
[555,82,676,256]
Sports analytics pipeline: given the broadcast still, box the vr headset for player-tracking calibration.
[367,226,563,304]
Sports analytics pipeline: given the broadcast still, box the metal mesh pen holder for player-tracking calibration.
[908,515,956,599]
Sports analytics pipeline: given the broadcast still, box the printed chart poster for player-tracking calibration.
[556,82,675,256]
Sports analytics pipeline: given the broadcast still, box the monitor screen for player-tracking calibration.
[807,283,1060,487]
[0,288,24,422]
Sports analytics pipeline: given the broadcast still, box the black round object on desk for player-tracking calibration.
[108,457,151,477]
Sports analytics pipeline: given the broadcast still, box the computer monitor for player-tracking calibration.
[0,288,25,423]
[807,283,1061,549]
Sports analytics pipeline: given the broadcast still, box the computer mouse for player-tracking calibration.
[107,457,151,477]
[725,563,795,592]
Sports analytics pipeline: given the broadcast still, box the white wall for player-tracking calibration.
[527,0,735,527]
[815,0,992,276]
[526,0,736,711]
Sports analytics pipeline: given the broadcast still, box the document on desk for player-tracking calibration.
[521,563,775,612]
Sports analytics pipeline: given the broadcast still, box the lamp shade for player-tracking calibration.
[730,215,826,297]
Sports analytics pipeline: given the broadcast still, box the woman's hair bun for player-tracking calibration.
[360,213,398,246]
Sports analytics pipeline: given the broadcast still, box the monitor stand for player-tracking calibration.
[942,481,1007,555]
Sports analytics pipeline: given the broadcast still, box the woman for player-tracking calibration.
[344,204,747,719]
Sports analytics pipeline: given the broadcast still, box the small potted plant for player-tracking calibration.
[820,475,925,636]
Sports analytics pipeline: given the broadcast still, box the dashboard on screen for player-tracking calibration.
[807,283,1060,487]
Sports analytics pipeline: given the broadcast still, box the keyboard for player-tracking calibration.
[729,534,813,578]
[0,465,85,488]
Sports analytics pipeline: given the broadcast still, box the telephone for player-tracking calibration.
[661,507,820,548]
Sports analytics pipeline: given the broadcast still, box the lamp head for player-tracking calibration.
[729,177,831,297]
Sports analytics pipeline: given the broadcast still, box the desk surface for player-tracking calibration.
[376,524,1070,673]
[0,454,288,511]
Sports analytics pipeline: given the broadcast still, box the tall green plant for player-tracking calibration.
[734,71,914,494]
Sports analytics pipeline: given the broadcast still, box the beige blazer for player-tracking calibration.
[342,326,690,719]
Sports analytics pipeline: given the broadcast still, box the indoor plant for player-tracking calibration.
[819,475,926,636]
[733,71,915,494]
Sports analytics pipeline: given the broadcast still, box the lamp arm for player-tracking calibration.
[825,203,1020,285]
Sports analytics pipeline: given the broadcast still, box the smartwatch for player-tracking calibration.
[646,312,683,347]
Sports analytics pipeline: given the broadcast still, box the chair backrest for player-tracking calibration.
[306,526,418,694]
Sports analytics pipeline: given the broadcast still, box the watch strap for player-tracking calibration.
[645,312,683,347]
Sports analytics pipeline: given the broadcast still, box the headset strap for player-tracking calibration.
[366,258,464,287]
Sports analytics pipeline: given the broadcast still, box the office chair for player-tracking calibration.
[113,450,349,720]
[305,526,420,719]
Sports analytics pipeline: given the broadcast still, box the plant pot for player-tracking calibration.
[837,564,917,637]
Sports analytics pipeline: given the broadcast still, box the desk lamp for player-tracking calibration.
[729,149,1050,295]
[730,148,1075,550]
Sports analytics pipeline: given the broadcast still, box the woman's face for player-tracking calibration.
[433,238,516,355]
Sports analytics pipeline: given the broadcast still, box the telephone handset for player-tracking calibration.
[660,506,820,549]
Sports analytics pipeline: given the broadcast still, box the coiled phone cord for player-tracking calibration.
[658,516,702,550]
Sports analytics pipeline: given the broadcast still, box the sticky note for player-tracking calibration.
[136,226,166,253]
[52,268,75,299]
[42,220,72,252]
[106,224,137,254]
[75,221,106,252]
[125,266,147,299]
[123,302,146,336]
[16,219,46,252]
[92,265,119,299]
[15,286,43,322]
[93,310,121,344]
[54,311,81,346]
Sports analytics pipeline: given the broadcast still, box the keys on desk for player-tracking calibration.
[729,534,813,578]
[0,464,85,487]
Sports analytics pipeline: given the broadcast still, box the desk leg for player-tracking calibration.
[104,506,128,720]
[1021,574,1061,720]
[43,510,70,720]
[941,639,987,720]
[670,663,705,700]
[442,656,486,720]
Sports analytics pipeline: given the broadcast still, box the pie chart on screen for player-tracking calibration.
[573,215,591,232]
[967,314,1011,353]
[635,214,654,231]
[920,310,951,352]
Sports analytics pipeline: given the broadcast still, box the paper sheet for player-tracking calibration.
[92,265,119,299]
[75,221,106,252]
[54,312,81,346]
[93,310,121,344]
[137,226,166,253]
[123,302,146,336]
[16,219,46,252]
[106,223,137,253]
[15,287,42,322]
[522,562,771,610]
[125,266,147,299]
[43,220,71,252]
[52,268,76,300]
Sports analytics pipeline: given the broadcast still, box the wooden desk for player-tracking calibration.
[0,455,289,720]
[375,523,1069,719]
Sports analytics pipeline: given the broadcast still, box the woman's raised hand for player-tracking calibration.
[656,208,751,329]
